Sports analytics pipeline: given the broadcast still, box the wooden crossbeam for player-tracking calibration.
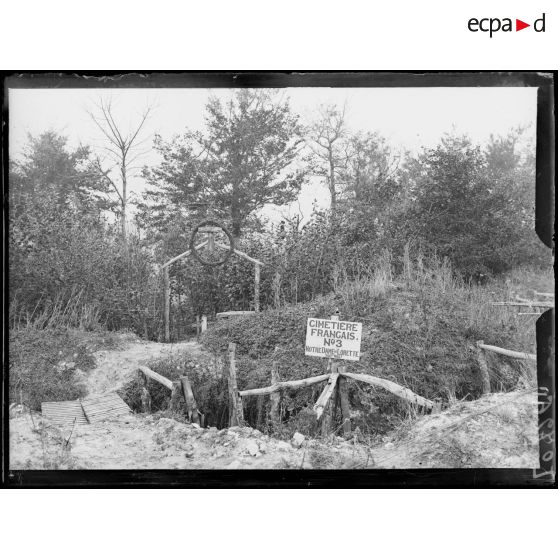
[340,371,434,409]
[215,242,265,266]
[161,241,208,269]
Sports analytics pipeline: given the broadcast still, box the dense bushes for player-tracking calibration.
[9,131,162,338]
[119,352,231,428]
[10,124,550,343]
[9,211,159,336]
[9,327,103,410]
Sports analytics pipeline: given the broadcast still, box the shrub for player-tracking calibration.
[8,321,128,410]
[9,328,92,410]
[119,352,231,428]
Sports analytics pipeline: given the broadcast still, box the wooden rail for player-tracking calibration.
[137,365,174,390]
[239,374,330,397]
[490,301,554,309]
[340,371,434,409]
[477,343,536,361]
[235,362,434,435]
[137,365,202,424]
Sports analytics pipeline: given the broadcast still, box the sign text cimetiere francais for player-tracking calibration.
[305,318,362,361]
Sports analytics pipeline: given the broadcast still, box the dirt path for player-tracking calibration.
[80,338,205,396]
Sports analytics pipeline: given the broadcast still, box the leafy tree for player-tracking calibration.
[141,89,305,239]
[10,130,114,218]
[483,129,548,270]
[402,132,544,277]
[9,131,114,260]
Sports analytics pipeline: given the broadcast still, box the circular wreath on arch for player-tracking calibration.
[189,220,235,267]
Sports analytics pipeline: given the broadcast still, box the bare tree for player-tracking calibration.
[87,98,152,238]
[305,103,348,215]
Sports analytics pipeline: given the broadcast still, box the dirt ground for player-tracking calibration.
[371,390,540,469]
[9,335,541,470]
[78,336,205,395]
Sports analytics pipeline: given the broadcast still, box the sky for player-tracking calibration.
[9,86,537,224]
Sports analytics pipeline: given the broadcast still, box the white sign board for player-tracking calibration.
[305,318,363,361]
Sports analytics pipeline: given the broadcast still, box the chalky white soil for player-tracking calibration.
[9,335,540,470]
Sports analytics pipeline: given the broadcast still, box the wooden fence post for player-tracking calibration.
[476,340,491,394]
[201,315,207,333]
[338,367,351,436]
[320,312,340,436]
[180,375,201,425]
[228,342,244,426]
[196,315,200,341]
[137,370,152,413]
[168,380,183,412]
[320,363,339,437]
[269,347,281,428]
[163,267,170,343]
[254,263,261,312]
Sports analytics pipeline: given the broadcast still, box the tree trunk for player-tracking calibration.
[163,268,170,343]
[231,199,242,240]
[254,263,261,312]
[328,146,337,214]
[121,164,127,239]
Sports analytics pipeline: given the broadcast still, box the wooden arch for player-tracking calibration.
[160,238,264,342]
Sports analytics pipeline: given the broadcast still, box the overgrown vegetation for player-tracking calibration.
[198,254,544,438]
[119,352,230,427]
[9,93,550,341]
[117,256,547,440]
[9,323,126,411]
[9,90,551,436]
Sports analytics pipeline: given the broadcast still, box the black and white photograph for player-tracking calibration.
[4,73,554,482]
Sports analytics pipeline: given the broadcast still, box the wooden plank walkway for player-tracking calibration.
[81,393,131,423]
[41,400,88,427]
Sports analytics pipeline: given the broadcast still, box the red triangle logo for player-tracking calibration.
[516,19,530,31]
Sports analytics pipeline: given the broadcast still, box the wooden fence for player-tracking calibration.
[137,365,202,425]
[475,340,536,395]
[138,336,538,433]
[229,342,435,436]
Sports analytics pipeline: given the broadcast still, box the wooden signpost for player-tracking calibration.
[304,313,361,435]
[305,316,363,361]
